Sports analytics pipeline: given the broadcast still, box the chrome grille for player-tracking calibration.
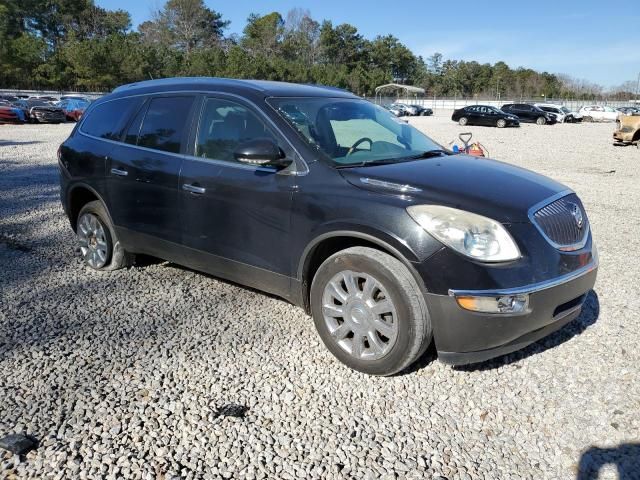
[532,193,589,250]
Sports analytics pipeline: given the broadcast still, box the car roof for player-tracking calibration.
[110,77,357,100]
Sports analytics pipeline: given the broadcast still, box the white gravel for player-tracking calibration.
[1,117,639,480]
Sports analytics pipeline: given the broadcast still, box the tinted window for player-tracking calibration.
[137,96,194,153]
[81,97,143,140]
[124,100,148,145]
[196,98,276,163]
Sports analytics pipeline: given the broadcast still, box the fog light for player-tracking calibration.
[455,294,529,314]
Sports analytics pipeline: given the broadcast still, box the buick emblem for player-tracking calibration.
[568,202,584,229]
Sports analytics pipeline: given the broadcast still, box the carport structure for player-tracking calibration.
[374,83,425,104]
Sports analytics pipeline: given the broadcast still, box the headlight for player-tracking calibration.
[406,205,521,262]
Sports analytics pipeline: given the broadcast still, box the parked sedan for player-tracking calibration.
[451,105,519,127]
[15,99,66,123]
[383,104,405,117]
[410,104,433,116]
[616,107,640,116]
[0,103,27,123]
[391,103,418,115]
[58,98,90,121]
[501,104,557,125]
[58,77,597,375]
[578,105,619,122]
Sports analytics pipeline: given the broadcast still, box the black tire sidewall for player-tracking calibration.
[310,251,424,375]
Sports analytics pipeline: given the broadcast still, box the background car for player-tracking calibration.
[0,102,27,123]
[578,105,619,122]
[452,105,519,127]
[616,106,640,116]
[613,114,640,146]
[391,103,418,115]
[535,104,568,123]
[14,99,65,123]
[57,98,90,121]
[383,104,405,117]
[410,104,433,116]
[501,103,556,125]
[27,95,59,103]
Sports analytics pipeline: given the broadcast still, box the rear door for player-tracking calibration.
[477,106,492,125]
[178,95,296,295]
[465,106,479,124]
[517,104,534,121]
[106,95,197,257]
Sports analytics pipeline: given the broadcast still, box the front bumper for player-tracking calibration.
[613,130,634,143]
[428,260,598,365]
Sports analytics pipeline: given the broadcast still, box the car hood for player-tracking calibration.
[339,155,569,223]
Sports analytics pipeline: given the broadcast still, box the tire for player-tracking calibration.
[458,117,468,126]
[536,116,547,125]
[584,116,593,122]
[496,119,506,128]
[76,200,133,271]
[310,247,432,376]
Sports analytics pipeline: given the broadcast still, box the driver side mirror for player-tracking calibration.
[233,138,291,169]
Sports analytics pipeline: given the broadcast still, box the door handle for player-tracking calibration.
[110,168,128,176]
[182,183,206,194]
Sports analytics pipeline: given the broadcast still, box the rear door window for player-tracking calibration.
[137,96,195,154]
[81,97,144,140]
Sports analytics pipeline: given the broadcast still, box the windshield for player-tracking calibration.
[268,97,443,166]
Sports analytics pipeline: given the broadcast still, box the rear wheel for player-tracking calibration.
[496,118,507,128]
[536,116,547,125]
[76,201,133,271]
[310,247,432,376]
[458,117,468,126]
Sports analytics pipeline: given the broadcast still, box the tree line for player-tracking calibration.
[0,0,635,100]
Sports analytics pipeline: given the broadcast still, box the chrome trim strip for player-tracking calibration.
[448,258,598,297]
[527,190,590,252]
[360,177,422,193]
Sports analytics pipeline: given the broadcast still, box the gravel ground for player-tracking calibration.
[1,115,639,480]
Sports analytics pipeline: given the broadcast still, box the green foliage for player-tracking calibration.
[0,0,611,97]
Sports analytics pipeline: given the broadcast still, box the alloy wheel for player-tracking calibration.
[321,270,398,361]
[77,213,109,268]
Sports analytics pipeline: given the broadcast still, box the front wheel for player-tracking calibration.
[496,119,506,128]
[536,116,547,125]
[583,116,593,122]
[76,201,133,271]
[310,247,432,376]
[458,117,468,126]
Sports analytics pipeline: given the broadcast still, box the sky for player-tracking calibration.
[96,0,638,88]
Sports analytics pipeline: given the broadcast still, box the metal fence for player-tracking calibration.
[0,88,105,100]
[373,96,639,111]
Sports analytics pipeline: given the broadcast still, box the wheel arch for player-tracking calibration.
[67,183,111,231]
[297,230,427,314]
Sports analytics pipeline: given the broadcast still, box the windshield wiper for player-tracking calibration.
[335,149,447,169]
[402,149,448,160]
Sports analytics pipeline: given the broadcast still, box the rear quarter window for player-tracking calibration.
[80,97,144,140]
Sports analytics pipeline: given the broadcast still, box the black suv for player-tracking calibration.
[59,78,597,375]
[501,103,556,125]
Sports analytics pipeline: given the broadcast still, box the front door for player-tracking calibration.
[107,95,197,257]
[179,95,296,297]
